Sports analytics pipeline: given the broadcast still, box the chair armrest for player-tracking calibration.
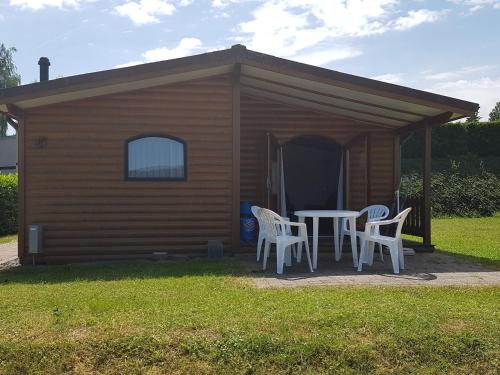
[366,217,399,228]
[284,221,306,228]
[364,217,400,238]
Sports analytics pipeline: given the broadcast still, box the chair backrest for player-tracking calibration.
[258,207,286,242]
[360,204,390,222]
[251,205,262,224]
[393,207,412,238]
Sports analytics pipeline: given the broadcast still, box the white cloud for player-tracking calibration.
[9,0,82,10]
[292,47,362,66]
[426,76,500,118]
[115,0,175,25]
[142,37,203,60]
[114,60,144,68]
[424,65,497,81]
[391,9,447,31]
[114,37,203,67]
[372,73,404,84]
[448,0,500,11]
[235,1,448,65]
[212,0,243,7]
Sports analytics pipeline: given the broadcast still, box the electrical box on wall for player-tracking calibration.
[28,225,43,254]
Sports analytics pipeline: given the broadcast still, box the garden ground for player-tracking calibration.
[0,215,498,374]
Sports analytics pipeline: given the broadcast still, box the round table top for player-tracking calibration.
[294,210,359,218]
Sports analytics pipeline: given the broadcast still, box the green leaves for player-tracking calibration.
[401,167,500,217]
[0,173,17,235]
[0,43,21,137]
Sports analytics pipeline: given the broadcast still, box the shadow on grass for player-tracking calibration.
[0,258,246,285]
[435,249,500,270]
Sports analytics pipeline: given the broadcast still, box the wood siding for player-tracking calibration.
[348,136,367,210]
[369,132,396,206]
[240,95,394,211]
[22,76,234,263]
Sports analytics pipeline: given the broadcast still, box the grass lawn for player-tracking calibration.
[0,233,17,244]
[0,215,499,374]
[0,260,499,374]
[404,213,500,268]
[433,213,500,267]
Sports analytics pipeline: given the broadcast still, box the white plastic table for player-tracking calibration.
[294,210,360,269]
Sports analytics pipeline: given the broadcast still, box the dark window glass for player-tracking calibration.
[127,136,185,180]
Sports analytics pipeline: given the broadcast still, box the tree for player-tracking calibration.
[489,101,500,121]
[0,44,21,137]
[466,109,481,123]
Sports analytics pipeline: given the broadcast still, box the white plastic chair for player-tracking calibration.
[252,205,296,262]
[257,207,313,274]
[357,207,412,274]
[251,205,268,262]
[340,205,390,262]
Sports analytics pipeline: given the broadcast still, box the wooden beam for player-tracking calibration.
[240,78,418,123]
[393,134,401,192]
[231,63,241,253]
[242,85,403,128]
[365,133,371,205]
[345,148,351,209]
[396,111,453,135]
[241,73,425,117]
[17,114,26,263]
[242,51,479,116]
[5,104,24,119]
[243,93,392,131]
[422,123,432,248]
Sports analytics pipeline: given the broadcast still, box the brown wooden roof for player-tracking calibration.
[0,44,478,130]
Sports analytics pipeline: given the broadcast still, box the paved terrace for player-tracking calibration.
[0,240,19,270]
[1,241,499,286]
[240,248,500,288]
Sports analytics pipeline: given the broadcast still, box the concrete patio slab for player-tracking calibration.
[240,250,500,288]
[0,240,19,270]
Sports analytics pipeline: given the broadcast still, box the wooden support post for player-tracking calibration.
[231,63,241,253]
[16,114,27,263]
[365,133,371,205]
[345,148,351,209]
[393,134,401,192]
[422,123,432,248]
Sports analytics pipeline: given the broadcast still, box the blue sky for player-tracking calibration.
[1,0,499,118]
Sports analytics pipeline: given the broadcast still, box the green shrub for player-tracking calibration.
[467,121,500,157]
[402,121,500,159]
[401,163,500,217]
[0,173,18,235]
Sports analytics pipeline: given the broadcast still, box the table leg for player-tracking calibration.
[349,216,358,267]
[313,217,319,270]
[296,216,305,263]
[333,217,340,261]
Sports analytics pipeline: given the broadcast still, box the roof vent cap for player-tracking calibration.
[38,57,51,82]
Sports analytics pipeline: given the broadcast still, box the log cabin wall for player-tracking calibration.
[368,132,397,207]
[22,76,234,263]
[240,95,396,212]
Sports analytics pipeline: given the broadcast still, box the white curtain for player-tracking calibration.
[128,137,184,178]
[279,147,287,217]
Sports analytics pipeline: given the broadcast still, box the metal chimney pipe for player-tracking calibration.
[38,57,50,82]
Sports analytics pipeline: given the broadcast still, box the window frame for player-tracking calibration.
[124,134,188,181]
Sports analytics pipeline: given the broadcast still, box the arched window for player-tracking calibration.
[126,135,186,180]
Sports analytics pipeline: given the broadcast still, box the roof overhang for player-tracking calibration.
[0,45,478,132]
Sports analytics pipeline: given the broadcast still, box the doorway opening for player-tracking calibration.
[283,136,343,236]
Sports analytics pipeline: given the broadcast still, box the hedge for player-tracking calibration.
[402,121,500,159]
[0,173,17,236]
[400,164,500,217]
